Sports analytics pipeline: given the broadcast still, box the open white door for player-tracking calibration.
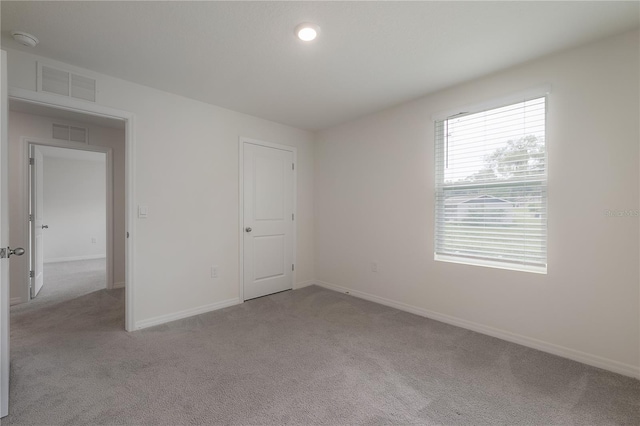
[1,49,10,418]
[29,146,45,298]
[243,142,294,300]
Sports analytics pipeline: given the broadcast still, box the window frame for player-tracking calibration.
[433,87,550,274]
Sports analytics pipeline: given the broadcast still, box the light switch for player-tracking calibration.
[138,205,149,219]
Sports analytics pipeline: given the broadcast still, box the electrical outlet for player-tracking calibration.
[211,266,219,279]
[91,237,96,244]
[371,262,378,273]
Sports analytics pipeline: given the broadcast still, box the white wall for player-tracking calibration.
[6,48,315,326]
[315,30,639,377]
[43,155,106,263]
[8,111,126,302]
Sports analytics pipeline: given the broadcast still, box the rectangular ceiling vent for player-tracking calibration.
[38,62,97,102]
[52,124,88,144]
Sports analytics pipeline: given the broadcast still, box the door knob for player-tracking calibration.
[42,225,49,229]
[245,227,252,233]
[8,247,25,258]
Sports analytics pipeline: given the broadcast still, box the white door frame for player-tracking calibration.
[238,137,297,302]
[8,87,136,331]
[25,139,114,297]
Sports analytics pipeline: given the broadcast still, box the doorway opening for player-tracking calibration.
[28,144,109,304]
[7,96,132,328]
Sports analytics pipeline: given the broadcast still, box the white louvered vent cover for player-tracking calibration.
[52,124,88,143]
[41,66,69,96]
[69,126,88,143]
[70,73,96,102]
[39,63,97,102]
[52,123,70,140]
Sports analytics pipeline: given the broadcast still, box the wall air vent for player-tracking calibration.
[70,73,96,102]
[38,62,97,102]
[41,66,69,96]
[52,124,88,143]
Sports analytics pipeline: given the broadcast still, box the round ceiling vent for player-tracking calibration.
[11,31,39,47]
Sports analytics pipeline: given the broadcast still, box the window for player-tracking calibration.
[434,95,547,273]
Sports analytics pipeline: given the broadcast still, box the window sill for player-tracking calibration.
[435,254,547,274]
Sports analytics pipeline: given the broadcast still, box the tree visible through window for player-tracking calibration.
[434,97,547,272]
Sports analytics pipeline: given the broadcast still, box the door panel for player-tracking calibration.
[243,143,293,300]
[254,156,285,220]
[253,235,285,280]
[29,146,44,298]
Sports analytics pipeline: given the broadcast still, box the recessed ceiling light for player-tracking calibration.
[11,31,39,47]
[295,23,320,42]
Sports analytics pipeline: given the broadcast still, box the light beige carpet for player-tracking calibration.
[5,262,640,425]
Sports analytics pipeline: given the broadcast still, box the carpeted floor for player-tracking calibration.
[13,259,107,310]
[4,263,640,425]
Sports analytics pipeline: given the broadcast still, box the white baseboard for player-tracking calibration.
[112,282,125,289]
[45,255,106,263]
[294,280,314,289]
[314,280,640,380]
[135,298,241,330]
[10,297,24,306]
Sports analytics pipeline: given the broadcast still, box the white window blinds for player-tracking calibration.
[434,97,547,273]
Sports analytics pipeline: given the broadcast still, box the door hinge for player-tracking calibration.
[292,264,295,271]
[29,270,34,278]
[29,214,33,221]
[29,158,34,165]
[292,213,294,220]
[292,163,294,171]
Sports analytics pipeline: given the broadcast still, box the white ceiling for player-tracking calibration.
[1,1,638,131]
[36,145,106,163]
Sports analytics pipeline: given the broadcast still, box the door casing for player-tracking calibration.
[238,137,297,302]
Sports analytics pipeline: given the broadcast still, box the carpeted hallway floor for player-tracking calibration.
[13,259,107,309]
[5,263,640,425]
